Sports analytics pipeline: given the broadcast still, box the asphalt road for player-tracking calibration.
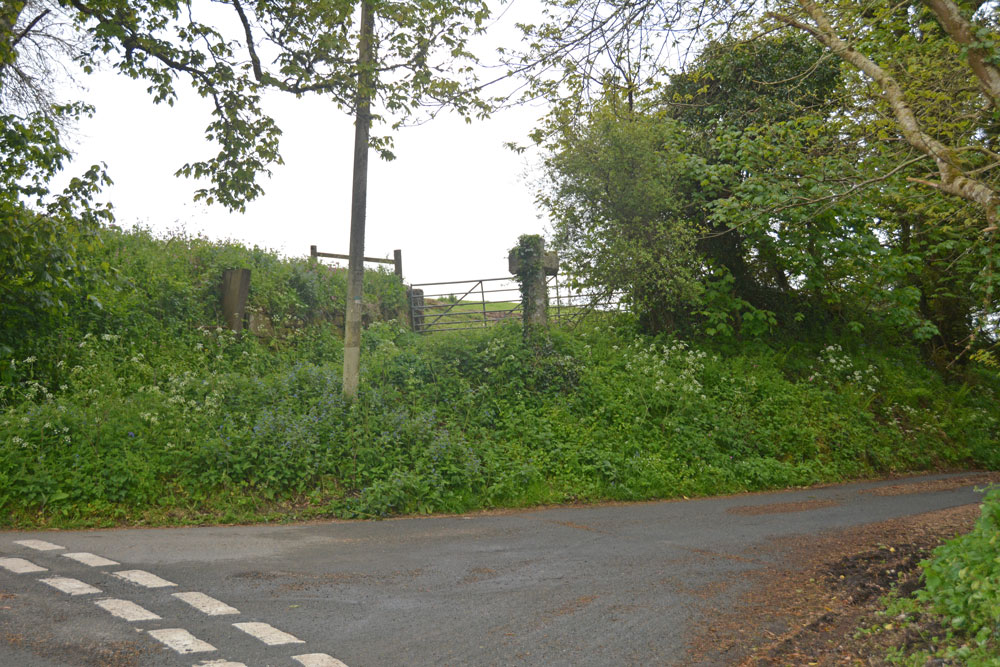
[0,473,991,667]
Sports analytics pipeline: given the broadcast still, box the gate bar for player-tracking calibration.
[423,279,482,329]
[410,277,512,287]
[310,245,402,277]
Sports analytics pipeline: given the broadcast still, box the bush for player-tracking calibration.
[917,489,1000,650]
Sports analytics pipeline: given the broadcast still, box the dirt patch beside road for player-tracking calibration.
[688,503,983,665]
[728,499,842,516]
[859,472,1000,497]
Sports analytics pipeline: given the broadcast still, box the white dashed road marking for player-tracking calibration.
[173,591,239,616]
[113,570,176,588]
[0,557,47,574]
[293,654,351,667]
[94,598,161,622]
[62,552,118,567]
[39,576,101,595]
[232,622,304,646]
[10,544,342,664]
[147,628,216,654]
[14,539,64,551]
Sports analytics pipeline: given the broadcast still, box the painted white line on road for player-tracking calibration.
[147,628,216,654]
[194,661,247,667]
[173,591,239,616]
[113,570,176,588]
[63,552,118,567]
[232,622,304,646]
[94,598,161,622]
[14,539,64,551]
[39,576,101,595]
[0,557,47,574]
[293,654,350,667]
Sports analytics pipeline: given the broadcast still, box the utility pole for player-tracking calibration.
[343,0,374,400]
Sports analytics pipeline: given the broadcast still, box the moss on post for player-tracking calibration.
[510,234,548,339]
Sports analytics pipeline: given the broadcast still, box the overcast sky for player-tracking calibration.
[59,1,549,287]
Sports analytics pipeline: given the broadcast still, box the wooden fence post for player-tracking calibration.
[393,249,403,278]
[221,268,251,333]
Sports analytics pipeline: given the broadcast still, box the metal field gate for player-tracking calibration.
[408,275,624,334]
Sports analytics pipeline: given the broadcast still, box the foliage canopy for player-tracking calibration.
[523,0,999,363]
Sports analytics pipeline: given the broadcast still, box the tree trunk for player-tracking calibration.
[923,0,1000,109]
[342,0,375,400]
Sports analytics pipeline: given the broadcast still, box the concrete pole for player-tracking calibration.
[342,0,375,400]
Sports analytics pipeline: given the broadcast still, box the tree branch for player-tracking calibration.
[230,0,263,83]
[771,0,1000,227]
[11,9,51,51]
[923,0,1000,109]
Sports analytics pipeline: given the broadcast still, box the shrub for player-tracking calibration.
[918,489,1000,649]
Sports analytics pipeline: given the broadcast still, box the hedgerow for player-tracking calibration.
[1,227,997,527]
[1,311,997,526]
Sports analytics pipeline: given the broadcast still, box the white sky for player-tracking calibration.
[59,1,549,286]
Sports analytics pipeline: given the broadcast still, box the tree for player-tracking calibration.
[1,0,86,118]
[538,34,862,335]
[520,0,1000,230]
[2,2,109,354]
[767,0,1000,231]
[539,94,703,330]
[1,0,492,381]
[520,0,998,356]
[0,105,112,354]
[1,0,487,210]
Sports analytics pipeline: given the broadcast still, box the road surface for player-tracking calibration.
[0,472,992,666]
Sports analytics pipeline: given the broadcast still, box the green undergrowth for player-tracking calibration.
[1,314,997,529]
[870,488,1000,666]
[2,224,407,364]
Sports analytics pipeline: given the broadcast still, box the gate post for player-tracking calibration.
[408,287,425,332]
[221,268,251,333]
[509,235,553,338]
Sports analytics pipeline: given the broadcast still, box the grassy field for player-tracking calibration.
[416,298,521,331]
[417,298,596,332]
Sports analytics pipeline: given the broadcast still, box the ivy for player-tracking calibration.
[918,489,1000,649]
[510,234,548,340]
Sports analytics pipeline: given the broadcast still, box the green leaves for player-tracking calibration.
[0,106,112,351]
[36,0,492,210]
[539,94,703,326]
[916,488,1000,653]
